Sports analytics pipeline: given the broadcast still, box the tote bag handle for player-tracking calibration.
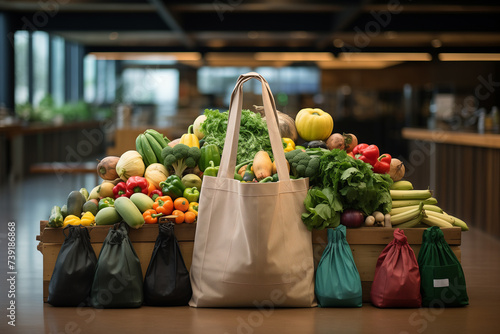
[217,72,291,184]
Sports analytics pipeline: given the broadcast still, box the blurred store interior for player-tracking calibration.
[0,0,499,236]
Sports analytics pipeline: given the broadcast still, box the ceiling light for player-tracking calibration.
[384,31,398,39]
[247,31,259,39]
[254,52,334,61]
[438,53,500,61]
[333,39,345,48]
[338,52,432,61]
[88,52,202,61]
[290,31,310,39]
[316,60,402,69]
[431,39,442,48]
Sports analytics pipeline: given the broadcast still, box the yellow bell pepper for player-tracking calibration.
[180,125,200,148]
[80,212,95,226]
[282,138,295,152]
[63,215,81,227]
[188,202,199,217]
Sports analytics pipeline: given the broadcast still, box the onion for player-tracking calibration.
[326,133,345,150]
[254,105,298,142]
[389,158,405,181]
[341,209,364,228]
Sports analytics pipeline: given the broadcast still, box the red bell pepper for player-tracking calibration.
[125,176,149,197]
[149,189,163,201]
[373,154,392,174]
[354,144,379,166]
[113,181,128,199]
[352,143,368,156]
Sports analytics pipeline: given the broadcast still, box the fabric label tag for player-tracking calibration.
[433,278,450,288]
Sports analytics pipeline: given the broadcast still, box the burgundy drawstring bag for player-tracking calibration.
[371,228,422,308]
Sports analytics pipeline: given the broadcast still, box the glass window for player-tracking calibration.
[106,60,116,104]
[14,31,29,105]
[122,68,179,104]
[95,60,107,104]
[197,67,251,95]
[255,66,320,95]
[51,35,65,106]
[32,31,49,106]
[83,54,96,104]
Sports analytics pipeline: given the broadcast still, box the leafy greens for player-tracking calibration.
[200,109,273,165]
[301,149,393,231]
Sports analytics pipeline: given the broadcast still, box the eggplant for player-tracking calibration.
[306,140,328,149]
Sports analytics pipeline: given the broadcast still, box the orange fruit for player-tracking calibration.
[174,197,189,212]
[172,210,185,224]
[184,211,196,224]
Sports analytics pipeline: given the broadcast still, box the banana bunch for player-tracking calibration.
[136,129,170,167]
[389,180,469,231]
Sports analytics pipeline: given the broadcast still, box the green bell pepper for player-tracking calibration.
[203,160,219,177]
[160,175,186,199]
[98,197,115,210]
[199,144,221,172]
[48,205,64,228]
[183,187,200,203]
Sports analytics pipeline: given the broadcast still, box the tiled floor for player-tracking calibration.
[1,174,499,334]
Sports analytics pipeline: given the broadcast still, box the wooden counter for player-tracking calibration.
[401,128,500,238]
[402,128,500,149]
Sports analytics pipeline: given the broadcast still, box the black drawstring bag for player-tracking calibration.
[90,222,143,308]
[48,225,97,307]
[143,222,192,306]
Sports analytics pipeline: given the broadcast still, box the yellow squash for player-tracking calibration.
[252,151,273,181]
[295,108,334,141]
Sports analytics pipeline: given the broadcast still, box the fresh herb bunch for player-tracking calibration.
[200,109,273,165]
[301,149,393,231]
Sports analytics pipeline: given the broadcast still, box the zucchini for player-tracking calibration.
[66,190,86,217]
[114,197,144,229]
[129,193,154,213]
[95,207,122,226]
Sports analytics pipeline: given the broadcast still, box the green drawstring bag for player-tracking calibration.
[90,222,143,308]
[418,226,469,307]
[315,225,362,307]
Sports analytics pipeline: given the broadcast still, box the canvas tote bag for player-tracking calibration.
[189,72,316,307]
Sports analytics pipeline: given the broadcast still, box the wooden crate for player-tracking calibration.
[37,221,462,303]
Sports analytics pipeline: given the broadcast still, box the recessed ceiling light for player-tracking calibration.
[431,39,442,48]
[333,39,344,48]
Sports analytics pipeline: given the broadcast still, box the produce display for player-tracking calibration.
[46,107,469,233]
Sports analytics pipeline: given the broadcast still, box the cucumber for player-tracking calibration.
[82,200,99,216]
[67,190,86,217]
[114,197,144,229]
[95,207,122,226]
[48,206,64,228]
[129,193,154,213]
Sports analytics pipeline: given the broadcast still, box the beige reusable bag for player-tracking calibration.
[189,72,316,307]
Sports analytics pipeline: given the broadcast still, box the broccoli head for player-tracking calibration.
[161,143,201,177]
[285,149,320,179]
